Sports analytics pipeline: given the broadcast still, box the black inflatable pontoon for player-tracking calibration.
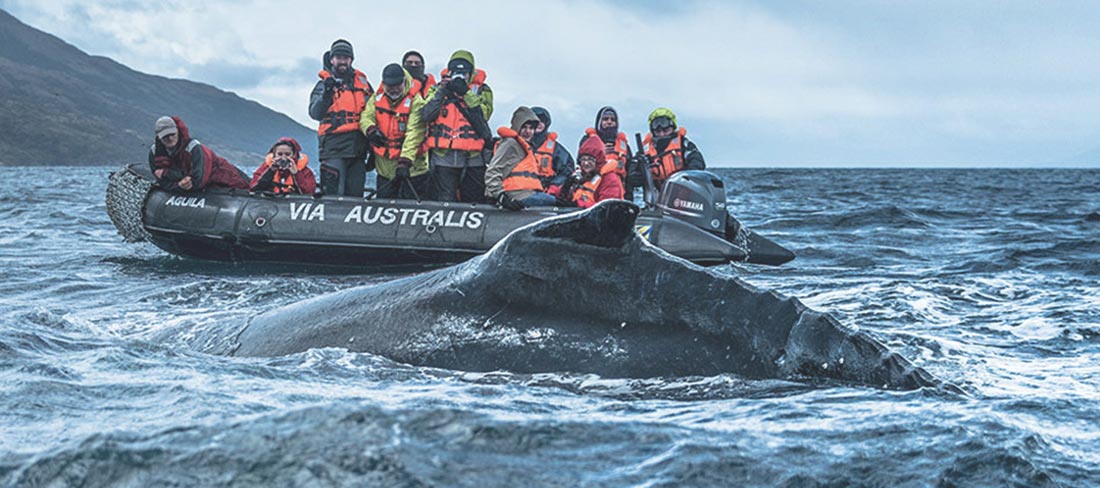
[106,164,794,267]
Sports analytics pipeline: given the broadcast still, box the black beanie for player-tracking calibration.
[330,39,354,59]
[402,50,423,64]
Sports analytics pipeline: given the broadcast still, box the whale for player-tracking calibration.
[232,200,945,390]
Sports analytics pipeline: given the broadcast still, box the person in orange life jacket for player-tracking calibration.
[578,106,632,179]
[485,107,557,210]
[148,115,249,192]
[405,49,494,203]
[402,50,435,99]
[529,106,575,196]
[558,135,625,209]
[359,64,430,200]
[250,137,317,195]
[631,107,706,191]
[308,39,374,197]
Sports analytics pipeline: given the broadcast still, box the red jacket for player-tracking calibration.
[576,172,624,209]
[249,137,317,194]
[148,116,249,190]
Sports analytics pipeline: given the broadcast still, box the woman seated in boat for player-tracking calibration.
[149,116,250,191]
[250,137,317,195]
[553,135,624,208]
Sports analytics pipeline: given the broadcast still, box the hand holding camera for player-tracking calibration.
[273,157,297,174]
[449,75,469,96]
[323,76,340,94]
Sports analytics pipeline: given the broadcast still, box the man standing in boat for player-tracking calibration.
[148,116,249,191]
[530,107,575,196]
[403,50,494,203]
[632,108,706,192]
[579,106,632,180]
[485,106,557,210]
[360,64,430,200]
[308,39,373,197]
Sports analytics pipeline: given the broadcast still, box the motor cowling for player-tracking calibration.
[655,170,728,235]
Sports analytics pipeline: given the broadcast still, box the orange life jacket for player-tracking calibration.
[262,153,311,194]
[643,127,689,186]
[533,132,558,172]
[499,127,554,193]
[371,89,416,160]
[572,174,602,207]
[576,161,620,205]
[317,69,373,136]
[410,73,436,99]
[424,68,489,152]
[584,128,630,177]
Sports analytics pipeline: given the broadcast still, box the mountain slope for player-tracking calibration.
[0,9,316,166]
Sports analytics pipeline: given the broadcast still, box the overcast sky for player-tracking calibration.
[4,0,1100,166]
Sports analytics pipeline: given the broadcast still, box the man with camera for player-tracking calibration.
[249,137,317,195]
[308,39,373,197]
[402,49,494,202]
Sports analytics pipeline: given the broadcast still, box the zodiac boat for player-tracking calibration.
[106,164,794,267]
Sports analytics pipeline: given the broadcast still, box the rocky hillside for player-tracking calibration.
[0,9,316,166]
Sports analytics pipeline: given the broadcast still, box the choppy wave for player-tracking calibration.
[1,167,1099,486]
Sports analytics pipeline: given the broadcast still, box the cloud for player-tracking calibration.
[3,0,1099,165]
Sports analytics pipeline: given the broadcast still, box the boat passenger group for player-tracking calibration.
[149,40,707,210]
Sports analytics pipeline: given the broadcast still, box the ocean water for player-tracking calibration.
[1,167,1098,487]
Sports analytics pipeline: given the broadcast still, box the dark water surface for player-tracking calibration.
[1,167,1098,487]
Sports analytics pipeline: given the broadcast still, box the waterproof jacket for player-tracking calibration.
[485,107,541,201]
[309,67,373,161]
[570,135,624,207]
[573,172,624,209]
[530,130,575,190]
[642,127,706,187]
[411,73,436,99]
[581,127,631,178]
[148,116,249,191]
[249,137,317,195]
[405,51,494,167]
[359,69,429,180]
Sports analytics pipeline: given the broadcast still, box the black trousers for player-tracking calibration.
[320,157,366,197]
[432,165,486,203]
[376,173,432,200]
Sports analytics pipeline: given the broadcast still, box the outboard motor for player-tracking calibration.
[655,170,729,236]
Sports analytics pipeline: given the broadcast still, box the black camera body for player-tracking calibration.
[273,158,294,171]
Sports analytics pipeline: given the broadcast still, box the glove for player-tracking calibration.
[323,76,340,94]
[449,76,469,96]
[497,193,525,211]
[365,126,387,146]
[626,157,648,187]
[394,158,412,182]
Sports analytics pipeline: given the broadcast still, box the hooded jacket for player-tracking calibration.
[249,137,317,195]
[404,50,495,168]
[148,116,249,191]
[529,107,576,189]
[579,106,632,177]
[359,68,429,180]
[571,135,624,208]
[485,107,542,200]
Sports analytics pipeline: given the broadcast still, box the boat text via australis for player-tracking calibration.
[286,202,485,229]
